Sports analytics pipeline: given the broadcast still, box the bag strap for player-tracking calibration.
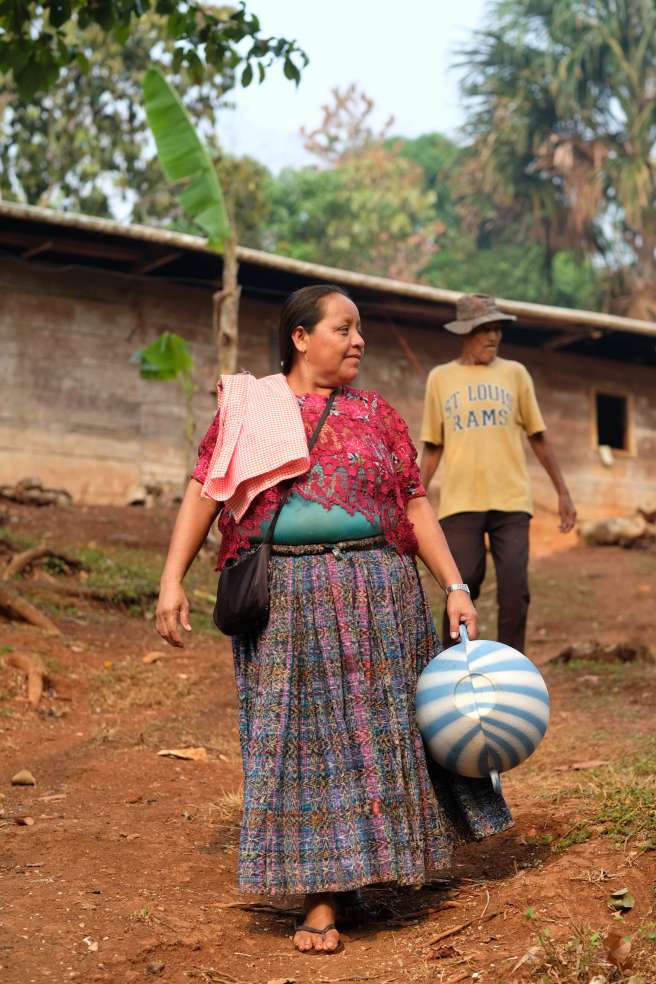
[262,388,339,545]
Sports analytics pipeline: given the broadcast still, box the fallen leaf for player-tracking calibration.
[15,815,34,826]
[608,887,635,912]
[142,651,164,664]
[11,769,36,786]
[267,979,296,984]
[146,962,165,975]
[82,937,98,952]
[510,945,541,974]
[157,747,208,762]
[119,832,141,841]
[605,930,632,969]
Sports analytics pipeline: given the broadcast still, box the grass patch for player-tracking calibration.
[8,537,216,624]
[73,544,216,622]
[129,906,153,923]
[139,717,198,747]
[189,609,216,636]
[0,527,36,551]
[209,788,243,822]
[548,746,656,854]
[74,545,161,609]
[522,920,656,983]
[526,924,604,983]
[91,659,195,711]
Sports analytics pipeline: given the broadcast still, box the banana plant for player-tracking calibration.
[130,331,196,474]
[143,65,241,378]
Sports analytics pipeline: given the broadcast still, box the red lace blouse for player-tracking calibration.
[192,386,426,569]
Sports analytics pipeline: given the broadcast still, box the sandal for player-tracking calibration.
[293,922,341,953]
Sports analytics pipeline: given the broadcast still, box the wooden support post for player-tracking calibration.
[213,231,241,379]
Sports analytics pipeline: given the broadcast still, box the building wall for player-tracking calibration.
[2,257,654,554]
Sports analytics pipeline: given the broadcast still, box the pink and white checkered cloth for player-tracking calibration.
[200,372,309,521]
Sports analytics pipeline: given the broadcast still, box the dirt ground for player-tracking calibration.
[1,503,655,984]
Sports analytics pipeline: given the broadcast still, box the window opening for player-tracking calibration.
[595,392,628,450]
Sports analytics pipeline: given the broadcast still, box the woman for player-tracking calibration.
[156,285,512,955]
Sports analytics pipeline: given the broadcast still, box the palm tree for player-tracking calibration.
[457,0,656,318]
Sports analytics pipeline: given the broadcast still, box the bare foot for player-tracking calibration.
[293,893,341,953]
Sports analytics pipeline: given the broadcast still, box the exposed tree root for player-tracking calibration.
[2,542,81,581]
[0,583,61,635]
[3,651,49,706]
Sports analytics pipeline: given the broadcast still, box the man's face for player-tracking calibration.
[464,322,504,364]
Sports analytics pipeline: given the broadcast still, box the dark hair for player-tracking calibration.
[278,284,351,373]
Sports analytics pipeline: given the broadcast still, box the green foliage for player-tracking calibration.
[394,132,462,225]
[130,332,195,468]
[0,1,307,99]
[130,331,192,383]
[1,11,289,236]
[216,154,272,249]
[143,66,230,249]
[268,104,602,305]
[457,0,656,316]
[425,238,601,308]
[1,13,227,219]
[270,149,441,281]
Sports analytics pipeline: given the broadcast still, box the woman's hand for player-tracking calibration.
[446,590,479,642]
[156,579,191,648]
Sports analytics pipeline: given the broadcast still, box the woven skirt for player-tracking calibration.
[232,541,512,896]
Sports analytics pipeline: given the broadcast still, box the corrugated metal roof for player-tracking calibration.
[1,199,655,340]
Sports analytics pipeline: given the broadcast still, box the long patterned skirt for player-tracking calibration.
[232,542,512,896]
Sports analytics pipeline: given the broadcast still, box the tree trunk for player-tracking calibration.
[213,231,241,379]
[625,231,656,321]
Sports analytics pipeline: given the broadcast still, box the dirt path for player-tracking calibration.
[1,505,655,984]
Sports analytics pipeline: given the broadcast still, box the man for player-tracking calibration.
[420,293,576,653]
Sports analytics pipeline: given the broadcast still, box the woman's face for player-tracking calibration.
[294,293,365,384]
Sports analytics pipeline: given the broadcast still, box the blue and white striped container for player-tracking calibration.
[416,626,549,793]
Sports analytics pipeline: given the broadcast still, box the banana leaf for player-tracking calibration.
[143,66,230,249]
[130,332,193,381]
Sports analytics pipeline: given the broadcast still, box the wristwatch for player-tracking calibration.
[445,583,470,596]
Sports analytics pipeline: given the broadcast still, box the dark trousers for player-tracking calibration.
[440,510,531,653]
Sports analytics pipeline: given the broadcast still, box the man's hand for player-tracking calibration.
[528,433,577,535]
[558,491,577,533]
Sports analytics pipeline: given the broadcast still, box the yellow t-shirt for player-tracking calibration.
[420,358,546,519]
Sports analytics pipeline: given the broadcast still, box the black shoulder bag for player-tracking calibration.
[213,389,338,637]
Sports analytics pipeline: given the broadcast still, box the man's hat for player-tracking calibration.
[444,293,517,335]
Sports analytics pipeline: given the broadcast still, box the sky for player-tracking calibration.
[218,0,491,171]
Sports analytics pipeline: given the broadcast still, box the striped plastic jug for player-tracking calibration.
[416,625,549,793]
